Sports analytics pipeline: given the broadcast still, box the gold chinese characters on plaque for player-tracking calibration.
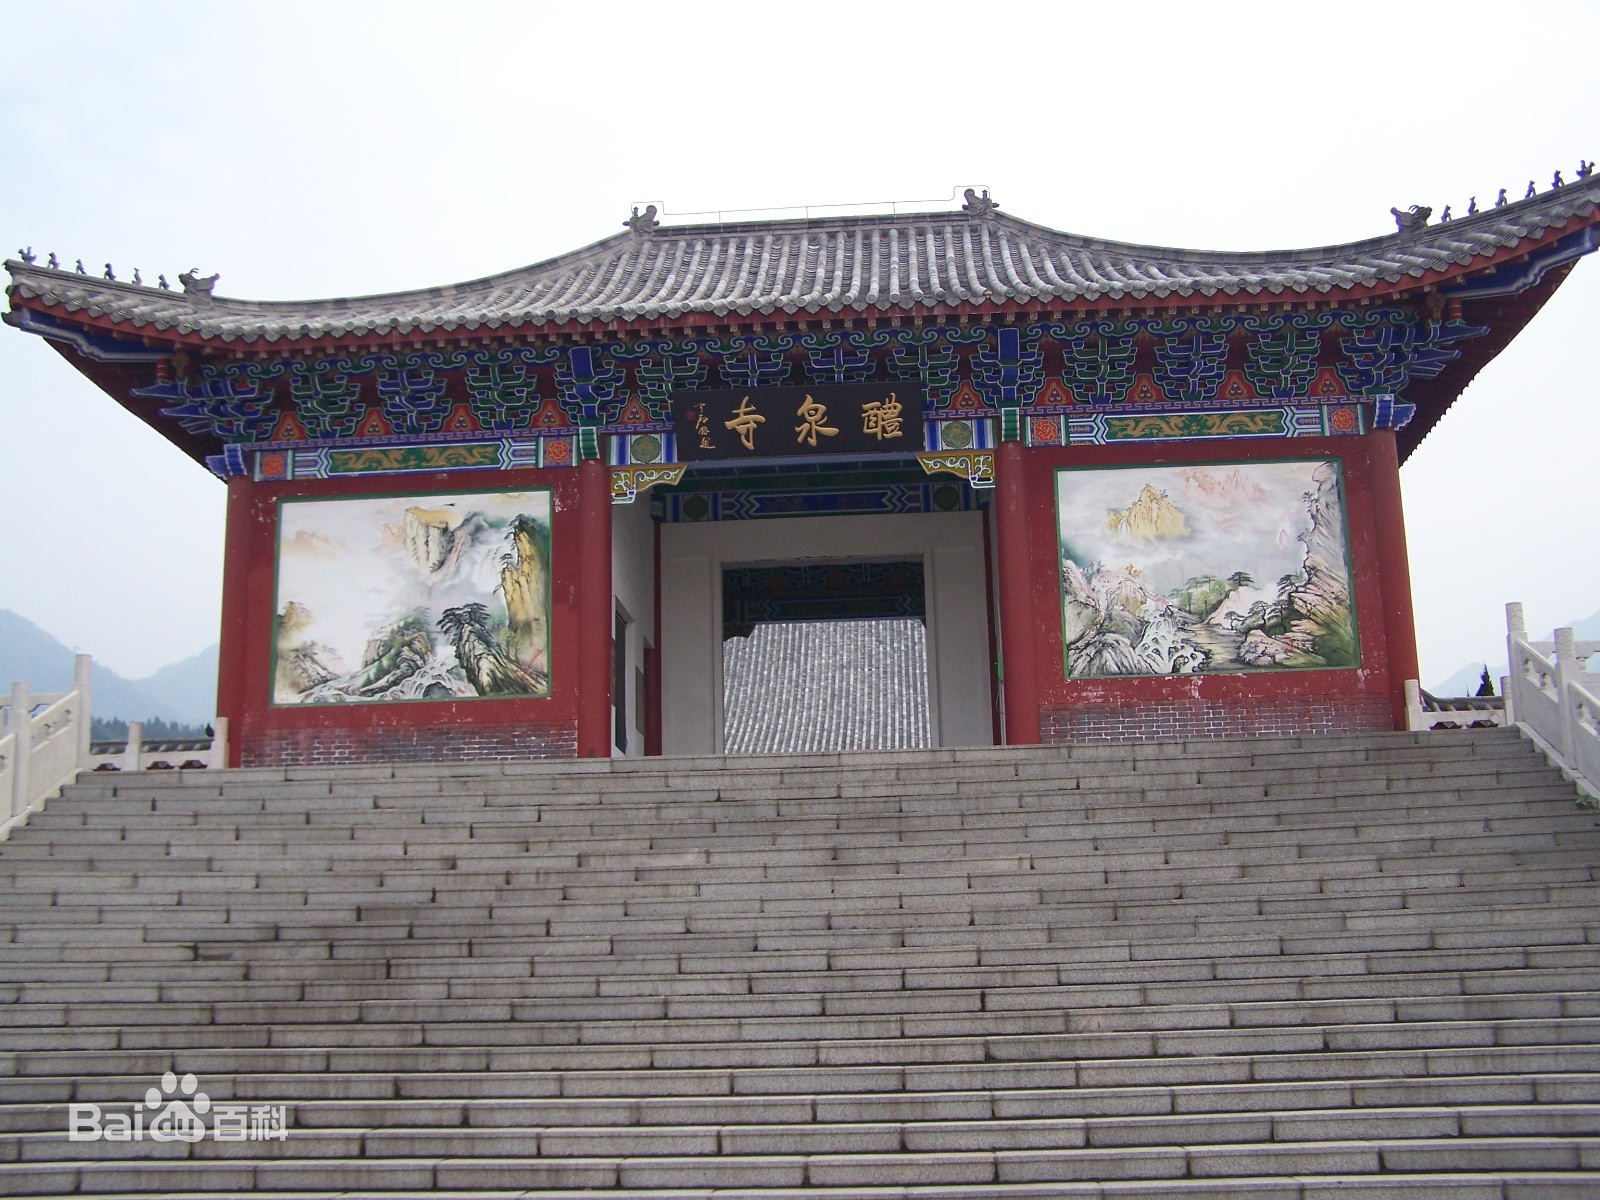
[673,384,923,461]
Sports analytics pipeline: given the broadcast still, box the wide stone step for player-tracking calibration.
[2,1179,1594,1200]
[35,776,1574,834]
[10,1104,1600,1156]
[10,1037,1600,1085]
[1,1137,1598,1191]
[4,897,1594,958]
[4,963,1594,1014]
[8,807,1595,866]
[2,987,1595,1038]
[7,1087,1600,1136]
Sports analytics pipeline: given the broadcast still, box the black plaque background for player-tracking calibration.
[673,384,925,462]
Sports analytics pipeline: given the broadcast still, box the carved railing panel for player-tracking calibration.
[1568,677,1600,795]
[27,694,81,808]
[1503,601,1600,799]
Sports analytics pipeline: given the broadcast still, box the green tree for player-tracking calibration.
[438,604,547,697]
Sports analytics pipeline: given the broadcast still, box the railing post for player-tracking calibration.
[9,682,31,820]
[1505,602,1527,726]
[124,721,143,774]
[1501,676,1514,724]
[211,718,229,770]
[1555,626,1579,762]
[73,654,92,772]
[1403,680,1425,732]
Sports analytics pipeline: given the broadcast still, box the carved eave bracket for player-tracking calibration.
[612,463,685,503]
[917,450,994,489]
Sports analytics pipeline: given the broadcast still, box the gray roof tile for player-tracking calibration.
[8,182,1599,344]
[722,619,929,754]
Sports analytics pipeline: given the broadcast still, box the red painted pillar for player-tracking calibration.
[995,439,1041,745]
[215,477,256,767]
[1368,429,1420,730]
[576,456,613,757]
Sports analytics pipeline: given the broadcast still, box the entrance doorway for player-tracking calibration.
[658,510,994,754]
[721,560,931,753]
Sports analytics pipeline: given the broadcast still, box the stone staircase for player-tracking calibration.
[0,728,1597,1196]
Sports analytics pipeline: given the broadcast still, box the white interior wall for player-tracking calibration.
[610,499,655,757]
[985,501,1005,742]
[660,510,994,755]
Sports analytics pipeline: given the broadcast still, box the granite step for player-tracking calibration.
[0,729,1595,1193]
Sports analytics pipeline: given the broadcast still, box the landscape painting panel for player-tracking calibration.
[273,490,552,705]
[1056,460,1358,678]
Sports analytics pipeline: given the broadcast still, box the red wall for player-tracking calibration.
[1016,435,1406,743]
[217,469,581,767]
[215,435,1414,762]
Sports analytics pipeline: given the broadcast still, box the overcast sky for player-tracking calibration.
[2,1,1596,689]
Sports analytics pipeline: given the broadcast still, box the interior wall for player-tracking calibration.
[660,510,994,755]
[984,500,1005,742]
[611,497,655,757]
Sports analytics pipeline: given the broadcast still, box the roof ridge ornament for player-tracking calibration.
[16,247,34,264]
[624,205,660,236]
[1390,204,1431,232]
[962,188,999,219]
[179,269,219,300]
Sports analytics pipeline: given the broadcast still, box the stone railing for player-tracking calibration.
[0,655,93,837]
[1,657,229,836]
[88,718,229,773]
[1404,682,1507,732]
[1504,601,1600,800]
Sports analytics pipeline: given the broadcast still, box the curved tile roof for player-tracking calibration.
[722,619,929,754]
[8,181,1599,344]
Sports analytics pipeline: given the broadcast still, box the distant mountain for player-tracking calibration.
[134,644,219,724]
[0,610,216,723]
[1571,608,1600,642]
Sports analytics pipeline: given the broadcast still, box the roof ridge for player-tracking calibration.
[7,178,1597,340]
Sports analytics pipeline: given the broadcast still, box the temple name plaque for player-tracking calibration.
[672,384,925,461]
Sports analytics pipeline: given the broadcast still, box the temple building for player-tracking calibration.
[7,179,1598,766]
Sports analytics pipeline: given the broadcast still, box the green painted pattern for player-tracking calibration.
[1102,411,1286,441]
[327,443,500,475]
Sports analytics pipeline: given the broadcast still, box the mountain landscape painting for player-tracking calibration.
[1056,460,1358,678]
[272,490,552,705]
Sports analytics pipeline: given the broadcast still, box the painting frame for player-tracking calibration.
[269,485,554,707]
[1053,457,1361,680]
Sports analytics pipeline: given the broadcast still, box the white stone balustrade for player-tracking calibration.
[1,655,92,836]
[89,718,229,773]
[1,658,230,836]
[1404,679,1508,732]
[1504,601,1600,799]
